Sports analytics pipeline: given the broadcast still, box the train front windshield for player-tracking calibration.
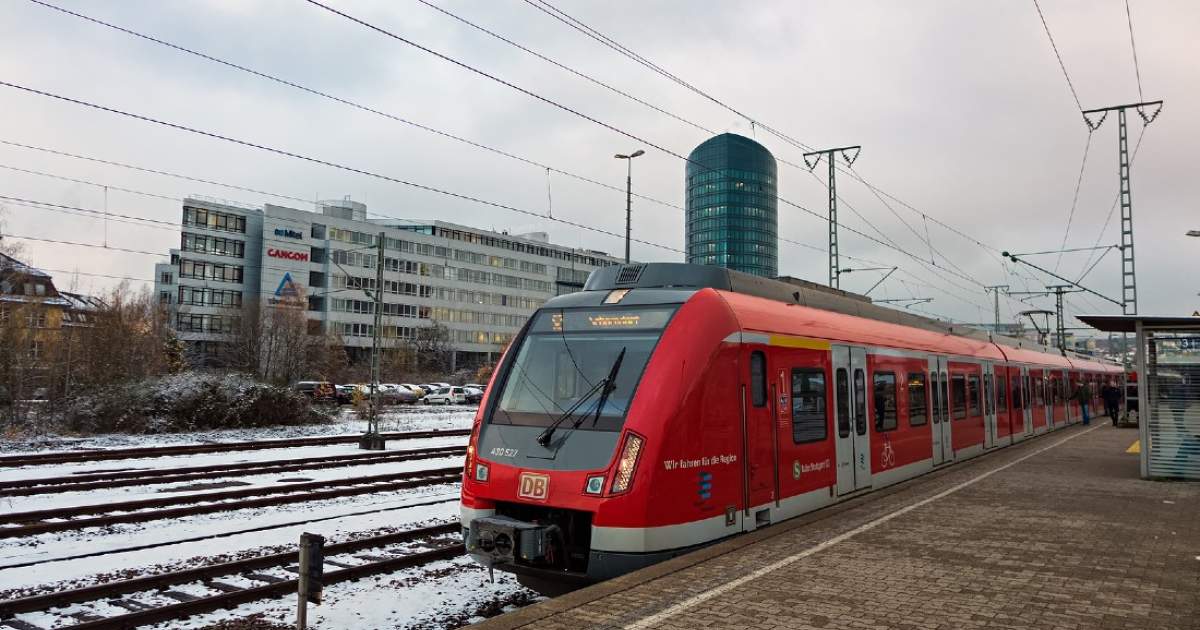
[491,306,676,432]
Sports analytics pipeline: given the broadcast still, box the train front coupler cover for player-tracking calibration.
[465,514,563,572]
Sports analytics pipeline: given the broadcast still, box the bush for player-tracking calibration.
[60,373,331,434]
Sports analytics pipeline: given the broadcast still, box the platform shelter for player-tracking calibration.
[1079,314,1200,479]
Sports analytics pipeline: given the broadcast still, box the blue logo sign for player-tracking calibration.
[274,228,303,239]
[275,273,302,299]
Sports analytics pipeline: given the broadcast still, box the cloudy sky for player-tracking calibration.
[0,0,1196,330]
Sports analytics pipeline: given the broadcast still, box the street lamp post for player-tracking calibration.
[615,149,645,263]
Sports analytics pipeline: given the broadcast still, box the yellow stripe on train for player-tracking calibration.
[767,334,832,351]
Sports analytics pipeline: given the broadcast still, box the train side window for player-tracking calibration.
[968,375,981,416]
[873,371,897,432]
[853,368,867,436]
[790,369,827,443]
[951,374,967,420]
[983,374,993,415]
[908,372,928,426]
[996,375,1008,413]
[836,368,850,438]
[1034,377,1044,405]
[1023,375,1031,410]
[750,351,766,407]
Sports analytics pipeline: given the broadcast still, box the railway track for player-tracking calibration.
[0,467,462,539]
[0,445,467,497]
[0,428,471,468]
[0,523,465,630]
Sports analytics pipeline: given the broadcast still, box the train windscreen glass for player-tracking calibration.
[491,306,676,431]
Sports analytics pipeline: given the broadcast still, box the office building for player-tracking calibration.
[155,197,620,370]
[685,133,778,277]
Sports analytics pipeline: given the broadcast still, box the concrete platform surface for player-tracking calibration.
[472,424,1200,630]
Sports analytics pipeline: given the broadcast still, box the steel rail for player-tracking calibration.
[0,446,467,497]
[0,523,461,618]
[0,468,462,538]
[0,428,471,467]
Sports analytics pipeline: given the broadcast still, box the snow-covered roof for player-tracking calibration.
[59,291,105,311]
[0,251,51,278]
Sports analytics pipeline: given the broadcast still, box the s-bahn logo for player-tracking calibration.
[518,472,550,500]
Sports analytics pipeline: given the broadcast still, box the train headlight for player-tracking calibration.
[475,462,490,482]
[610,433,644,494]
[584,475,605,495]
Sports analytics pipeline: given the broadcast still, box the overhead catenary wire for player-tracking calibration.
[298,1,1002,315]
[1125,0,1145,102]
[0,79,685,256]
[521,0,1014,262]
[1032,0,1084,112]
[1,139,887,300]
[27,0,1001,317]
[1053,130,1093,273]
[24,0,684,214]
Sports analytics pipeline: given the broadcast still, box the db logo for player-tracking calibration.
[518,472,550,500]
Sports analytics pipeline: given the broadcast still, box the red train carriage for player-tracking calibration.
[460,263,1121,593]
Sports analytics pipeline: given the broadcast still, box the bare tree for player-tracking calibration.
[407,320,453,376]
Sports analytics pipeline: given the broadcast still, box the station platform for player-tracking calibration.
[473,424,1200,630]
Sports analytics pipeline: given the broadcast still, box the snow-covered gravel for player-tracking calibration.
[0,406,477,456]
[0,407,542,629]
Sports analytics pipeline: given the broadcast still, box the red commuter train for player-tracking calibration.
[460,263,1122,592]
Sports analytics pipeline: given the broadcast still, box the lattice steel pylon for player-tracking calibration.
[803,145,861,289]
[1081,100,1162,316]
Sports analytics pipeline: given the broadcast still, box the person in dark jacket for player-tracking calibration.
[1073,381,1093,425]
[1101,382,1122,426]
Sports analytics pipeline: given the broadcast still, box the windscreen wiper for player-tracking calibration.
[535,376,607,447]
[580,347,625,430]
[535,348,626,447]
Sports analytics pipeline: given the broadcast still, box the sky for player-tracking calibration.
[0,0,1196,332]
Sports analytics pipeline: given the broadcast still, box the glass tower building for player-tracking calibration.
[685,133,778,277]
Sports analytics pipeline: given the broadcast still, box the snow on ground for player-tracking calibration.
[0,406,539,629]
[0,406,477,455]
[0,489,461,592]
[0,451,466,514]
[152,556,541,630]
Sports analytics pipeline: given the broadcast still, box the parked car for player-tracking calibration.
[401,383,426,399]
[429,382,452,390]
[463,386,484,404]
[380,384,420,405]
[294,381,336,403]
[417,384,434,396]
[464,383,486,392]
[425,386,467,405]
[334,384,356,405]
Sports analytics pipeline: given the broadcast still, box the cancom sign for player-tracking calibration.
[267,247,309,262]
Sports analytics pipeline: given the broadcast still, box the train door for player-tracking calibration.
[983,362,996,449]
[832,345,871,495]
[928,356,953,465]
[743,349,776,520]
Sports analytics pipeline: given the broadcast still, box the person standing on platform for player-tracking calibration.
[1102,382,1122,426]
[1074,380,1092,425]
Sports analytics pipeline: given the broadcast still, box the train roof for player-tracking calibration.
[583,263,1120,371]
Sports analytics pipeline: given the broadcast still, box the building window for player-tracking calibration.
[161,272,174,284]
[790,369,827,443]
[907,372,928,426]
[750,351,766,407]
[951,374,967,420]
[872,371,898,432]
[26,309,47,328]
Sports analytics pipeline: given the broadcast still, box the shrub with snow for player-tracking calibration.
[61,373,331,434]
